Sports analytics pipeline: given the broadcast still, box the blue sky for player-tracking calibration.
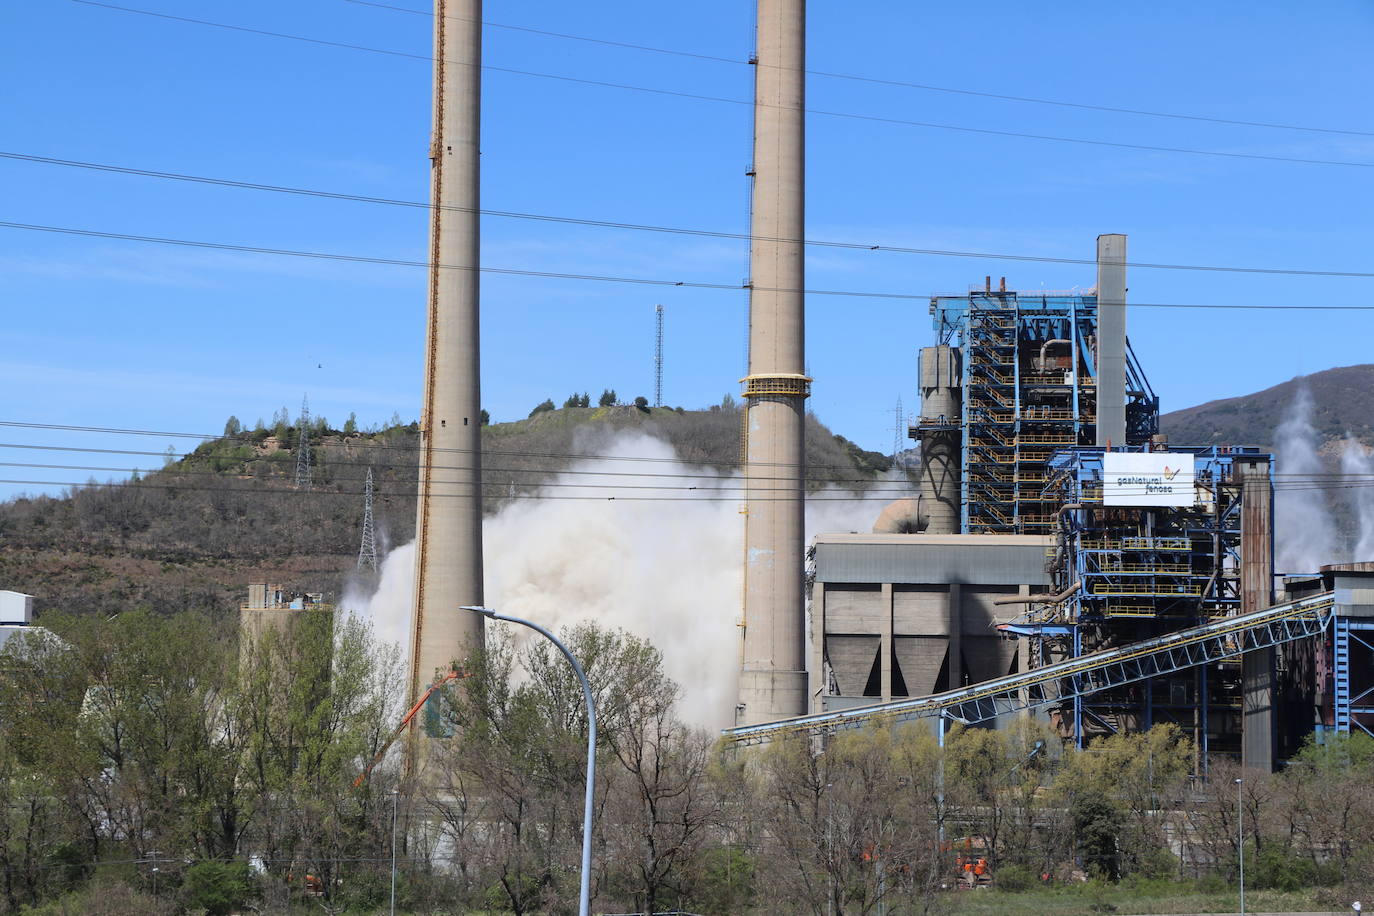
[4,0,1374,499]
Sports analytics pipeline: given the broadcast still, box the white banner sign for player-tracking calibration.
[1102,453,1196,507]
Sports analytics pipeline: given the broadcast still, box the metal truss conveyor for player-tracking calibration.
[722,592,1334,747]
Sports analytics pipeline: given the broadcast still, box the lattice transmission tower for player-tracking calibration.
[892,396,905,466]
[357,467,378,572]
[654,304,664,407]
[294,394,313,489]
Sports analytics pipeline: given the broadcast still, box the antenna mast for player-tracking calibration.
[654,304,664,408]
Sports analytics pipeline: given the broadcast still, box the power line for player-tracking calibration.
[0,419,914,476]
[62,0,1374,170]
[8,150,1374,279]
[4,441,1368,489]
[0,440,905,487]
[7,220,1374,311]
[340,0,1374,139]
[3,467,1369,506]
[0,476,922,502]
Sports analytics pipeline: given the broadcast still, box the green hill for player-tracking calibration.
[1159,364,1374,452]
[0,403,893,620]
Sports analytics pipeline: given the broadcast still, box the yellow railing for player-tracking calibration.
[1090,583,1204,596]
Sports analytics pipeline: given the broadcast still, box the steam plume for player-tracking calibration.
[1274,387,1336,573]
[1341,436,1374,562]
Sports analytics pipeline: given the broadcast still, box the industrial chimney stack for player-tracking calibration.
[738,0,808,725]
[410,0,484,718]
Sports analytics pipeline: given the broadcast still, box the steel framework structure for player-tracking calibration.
[1333,617,1374,736]
[722,592,1333,747]
[1012,446,1267,750]
[929,290,1158,535]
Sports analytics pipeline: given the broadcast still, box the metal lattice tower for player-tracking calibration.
[654,304,664,408]
[294,394,313,489]
[892,396,904,465]
[357,467,378,572]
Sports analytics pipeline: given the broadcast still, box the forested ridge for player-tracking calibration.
[0,399,892,620]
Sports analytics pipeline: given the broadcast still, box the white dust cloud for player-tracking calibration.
[345,430,896,729]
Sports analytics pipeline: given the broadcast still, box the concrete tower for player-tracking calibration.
[410,0,483,712]
[738,0,808,726]
[1094,234,1127,448]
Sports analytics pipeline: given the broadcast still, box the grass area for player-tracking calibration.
[943,881,1331,915]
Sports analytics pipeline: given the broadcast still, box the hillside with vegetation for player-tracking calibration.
[1160,364,1374,451]
[0,396,896,620]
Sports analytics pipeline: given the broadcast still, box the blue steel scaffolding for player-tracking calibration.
[1008,446,1269,755]
[930,289,1158,535]
[1331,617,1374,736]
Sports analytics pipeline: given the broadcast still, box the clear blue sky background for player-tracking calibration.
[3,0,1373,499]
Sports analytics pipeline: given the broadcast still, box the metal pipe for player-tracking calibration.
[465,607,597,916]
[993,581,1082,606]
[1038,338,1071,367]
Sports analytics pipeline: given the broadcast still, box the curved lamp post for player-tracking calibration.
[462,606,596,916]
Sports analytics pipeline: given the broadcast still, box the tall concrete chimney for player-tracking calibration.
[1095,234,1127,447]
[737,0,808,725]
[410,0,483,714]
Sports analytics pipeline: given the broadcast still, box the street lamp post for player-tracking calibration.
[1235,777,1245,916]
[463,606,597,916]
[390,787,399,916]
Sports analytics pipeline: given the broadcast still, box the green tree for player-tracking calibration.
[223,416,242,438]
[599,389,617,407]
[343,412,358,435]
[634,396,650,411]
[529,399,555,417]
[480,408,491,426]
[181,860,252,916]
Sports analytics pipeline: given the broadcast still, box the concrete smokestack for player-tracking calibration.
[410,0,483,713]
[738,0,808,725]
[1095,234,1127,447]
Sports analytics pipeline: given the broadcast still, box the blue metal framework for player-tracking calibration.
[1332,617,1374,736]
[722,592,1334,747]
[1016,446,1268,752]
[929,290,1158,535]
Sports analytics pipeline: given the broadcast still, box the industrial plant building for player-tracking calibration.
[766,235,1371,771]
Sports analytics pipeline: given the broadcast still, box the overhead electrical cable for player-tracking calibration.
[6,220,1374,311]
[0,477,935,503]
[62,0,1374,170]
[3,422,1371,483]
[1,470,1366,505]
[0,419,910,475]
[7,150,1374,280]
[342,0,1374,139]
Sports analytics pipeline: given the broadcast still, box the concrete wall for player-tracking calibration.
[809,534,1049,709]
